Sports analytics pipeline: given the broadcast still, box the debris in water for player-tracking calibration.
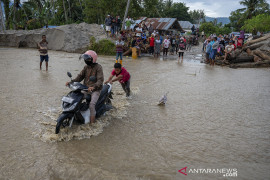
[158,92,168,106]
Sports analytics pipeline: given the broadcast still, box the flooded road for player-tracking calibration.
[0,47,269,180]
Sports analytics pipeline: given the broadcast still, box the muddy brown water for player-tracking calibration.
[0,47,269,180]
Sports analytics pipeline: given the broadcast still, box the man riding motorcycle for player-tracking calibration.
[66,50,104,124]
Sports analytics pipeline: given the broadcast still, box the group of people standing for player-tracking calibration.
[116,23,198,61]
[115,29,197,63]
[149,35,191,62]
[203,31,246,66]
[105,15,122,38]
[134,31,198,63]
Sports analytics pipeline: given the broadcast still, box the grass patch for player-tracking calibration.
[89,36,115,56]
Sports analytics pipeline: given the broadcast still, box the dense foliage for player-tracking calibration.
[1,0,269,35]
[1,0,205,30]
[228,0,270,32]
[199,0,270,35]
[242,14,270,34]
[88,36,115,55]
[199,22,231,36]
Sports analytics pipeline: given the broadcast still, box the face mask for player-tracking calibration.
[85,60,93,66]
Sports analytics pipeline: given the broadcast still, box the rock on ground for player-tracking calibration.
[0,23,107,53]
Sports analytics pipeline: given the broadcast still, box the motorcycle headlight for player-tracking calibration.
[69,84,78,91]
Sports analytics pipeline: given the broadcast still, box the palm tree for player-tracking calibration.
[11,0,20,29]
[22,0,54,28]
[0,0,6,30]
[3,0,10,29]
[63,0,68,23]
[13,0,16,29]
[239,0,270,19]
[67,0,71,21]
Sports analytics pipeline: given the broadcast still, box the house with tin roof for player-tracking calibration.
[134,17,183,34]
[178,21,194,32]
[178,21,201,32]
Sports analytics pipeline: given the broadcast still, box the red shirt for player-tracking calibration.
[111,67,130,83]
[150,37,155,47]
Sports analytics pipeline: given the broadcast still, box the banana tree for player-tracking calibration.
[22,0,53,29]
[0,0,5,30]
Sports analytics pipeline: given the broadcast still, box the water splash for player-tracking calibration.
[34,87,139,142]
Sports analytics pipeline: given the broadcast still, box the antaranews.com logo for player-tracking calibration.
[178,166,237,177]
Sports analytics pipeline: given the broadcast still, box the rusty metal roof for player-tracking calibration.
[140,18,183,31]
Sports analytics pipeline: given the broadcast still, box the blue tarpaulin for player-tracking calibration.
[42,26,58,29]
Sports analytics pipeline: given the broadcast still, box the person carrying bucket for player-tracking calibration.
[115,36,125,65]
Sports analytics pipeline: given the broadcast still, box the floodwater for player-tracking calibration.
[0,47,269,180]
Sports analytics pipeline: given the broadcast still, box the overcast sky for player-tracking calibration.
[174,0,270,17]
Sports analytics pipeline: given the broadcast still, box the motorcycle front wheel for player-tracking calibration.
[55,113,72,134]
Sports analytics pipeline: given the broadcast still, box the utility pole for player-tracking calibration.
[121,0,131,30]
[0,1,6,31]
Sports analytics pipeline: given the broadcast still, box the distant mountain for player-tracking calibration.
[205,17,230,25]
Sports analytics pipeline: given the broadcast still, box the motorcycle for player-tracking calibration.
[55,72,113,134]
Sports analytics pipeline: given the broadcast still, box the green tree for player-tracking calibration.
[21,0,57,29]
[142,0,160,17]
[229,0,270,31]
[2,0,10,29]
[242,13,270,34]
[163,2,191,21]
[12,0,20,29]
[189,9,205,24]
[199,22,216,35]
[200,22,232,36]
[229,10,244,31]
[62,0,68,23]
[239,0,269,19]
[54,0,83,24]
[216,27,231,35]
[84,0,128,24]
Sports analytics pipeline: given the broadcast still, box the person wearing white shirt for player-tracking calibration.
[136,24,143,37]
[223,40,235,61]
[163,36,170,56]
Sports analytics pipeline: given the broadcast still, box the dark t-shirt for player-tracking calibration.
[133,25,138,31]
[111,17,116,26]
[131,40,137,47]
[116,18,121,26]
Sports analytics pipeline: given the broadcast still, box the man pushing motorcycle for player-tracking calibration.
[65,50,104,124]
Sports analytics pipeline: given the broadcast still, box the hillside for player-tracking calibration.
[205,17,230,25]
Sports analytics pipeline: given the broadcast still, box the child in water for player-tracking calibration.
[105,63,131,97]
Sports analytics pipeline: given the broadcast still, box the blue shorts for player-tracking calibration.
[40,55,49,62]
[116,52,123,60]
